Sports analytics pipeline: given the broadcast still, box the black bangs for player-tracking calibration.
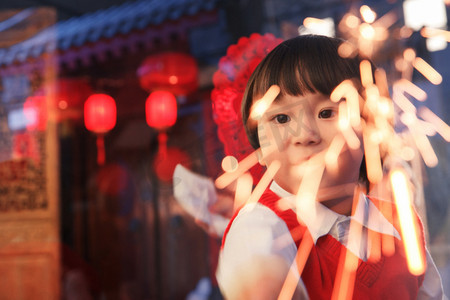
[250,35,362,98]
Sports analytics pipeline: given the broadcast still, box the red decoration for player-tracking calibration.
[24,95,47,131]
[84,94,117,165]
[211,33,283,182]
[145,90,177,130]
[137,52,198,95]
[154,147,191,182]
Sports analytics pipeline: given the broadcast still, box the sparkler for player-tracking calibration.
[390,169,426,275]
[215,2,449,298]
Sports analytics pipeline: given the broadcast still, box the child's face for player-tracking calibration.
[257,92,364,196]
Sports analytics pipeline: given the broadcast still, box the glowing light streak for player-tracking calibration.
[413,57,443,85]
[278,231,314,300]
[338,102,361,149]
[396,79,427,101]
[247,160,281,204]
[250,85,280,120]
[363,125,383,183]
[411,130,439,167]
[325,135,345,174]
[295,154,325,221]
[393,91,417,113]
[331,80,361,127]
[372,11,397,29]
[368,230,382,263]
[360,5,376,23]
[221,155,238,172]
[390,170,426,275]
[215,151,259,189]
[360,60,373,87]
[421,27,450,42]
[234,172,253,211]
[419,106,450,141]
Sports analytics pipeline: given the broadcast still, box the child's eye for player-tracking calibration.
[272,114,291,124]
[318,109,336,119]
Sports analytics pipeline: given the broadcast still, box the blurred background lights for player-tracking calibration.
[403,0,448,52]
[299,17,335,37]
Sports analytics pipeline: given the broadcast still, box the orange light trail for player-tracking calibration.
[419,107,450,142]
[360,5,376,23]
[277,231,314,300]
[295,153,325,220]
[393,89,417,113]
[396,79,427,102]
[338,102,361,150]
[390,169,426,275]
[330,80,360,127]
[215,151,259,189]
[420,27,450,42]
[234,172,253,211]
[250,85,280,120]
[247,160,281,204]
[412,130,438,167]
[221,155,239,173]
[413,57,443,85]
[325,135,345,174]
[360,60,373,87]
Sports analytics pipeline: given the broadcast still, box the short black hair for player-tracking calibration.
[241,34,374,188]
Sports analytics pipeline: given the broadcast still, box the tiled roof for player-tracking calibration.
[0,0,219,69]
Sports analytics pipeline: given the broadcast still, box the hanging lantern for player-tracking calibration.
[137,52,198,95]
[84,93,117,165]
[145,90,179,178]
[146,90,177,130]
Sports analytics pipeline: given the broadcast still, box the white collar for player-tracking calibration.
[269,181,400,244]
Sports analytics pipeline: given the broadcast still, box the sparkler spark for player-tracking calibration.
[277,231,314,300]
[221,155,239,173]
[413,57,443,85]
[419,106,450,141]
[250,85,280,120]
[360,5,376,24]
[234,172,253,211]
[420,27,450,42]
[396,79,427,102]
[215,151,259,189]
[360,60,374,87]
[390,169,426,275]
[247,160,281,204]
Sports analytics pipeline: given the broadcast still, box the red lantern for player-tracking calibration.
[146,90,177,130]
[145,90,179,177]
[84,94,117,165]
[137,52,198,95]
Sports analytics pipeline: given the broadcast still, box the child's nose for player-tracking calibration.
[292,116,321,145]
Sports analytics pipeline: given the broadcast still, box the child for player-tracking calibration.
[216,35,444,299]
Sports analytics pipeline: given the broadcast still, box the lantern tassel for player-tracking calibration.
[97,135,106,165]
[158,132,168,158]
